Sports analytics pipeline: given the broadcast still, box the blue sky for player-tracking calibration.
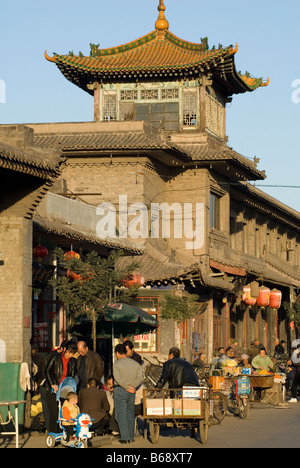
[1,0,300,212]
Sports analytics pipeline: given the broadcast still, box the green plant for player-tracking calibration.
[283,301,300,329]
[160,294,200,323]
[160,294,200,355]
[50,248,139,349]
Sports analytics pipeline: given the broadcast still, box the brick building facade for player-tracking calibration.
[36,1,300,359]
[1,1,299,364]
[0,125,64,363]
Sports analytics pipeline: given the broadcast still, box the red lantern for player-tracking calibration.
[256,286,270,308]
[65,251,82,282]
[242,285,257,307]
[269,289,282,309]
[33,245,48,258]
[67,270,93,282]
[122,273,145,288]
[64,250,80,260]
[67,270,83,282]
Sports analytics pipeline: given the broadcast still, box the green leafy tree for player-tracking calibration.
[283,301,300,336]
[50,248,140,350]
[160,294,200,355]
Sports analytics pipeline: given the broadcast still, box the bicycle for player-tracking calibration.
[209,389,228,425]
[224,373,251,420]
[194,365,228,425]
[143,356,163,389]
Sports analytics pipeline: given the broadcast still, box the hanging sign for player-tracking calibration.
[32,264,56,289]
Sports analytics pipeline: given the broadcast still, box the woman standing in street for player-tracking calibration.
[42,342,77,433]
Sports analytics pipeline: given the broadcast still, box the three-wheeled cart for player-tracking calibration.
[143,387,211,445]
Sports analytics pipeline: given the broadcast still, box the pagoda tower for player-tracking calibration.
[45,0,268,136]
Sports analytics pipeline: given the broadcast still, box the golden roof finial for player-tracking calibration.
[155,0,169,31]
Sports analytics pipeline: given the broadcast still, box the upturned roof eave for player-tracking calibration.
[46,28,268,95]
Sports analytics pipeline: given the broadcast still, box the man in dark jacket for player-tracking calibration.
[156,347,199,389]
[123,340,142,365]
[78,378,110,435]
[77,341,104,391]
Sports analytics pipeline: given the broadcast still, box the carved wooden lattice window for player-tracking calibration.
[182,89,197,127]
[206,93,224,137]
[140,89,159,100]
[162,88,179,100]
[120,90,138,101]
[103,92,117,121]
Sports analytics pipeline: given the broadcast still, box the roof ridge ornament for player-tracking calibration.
[155,0,169,31]
[44,50,56,63]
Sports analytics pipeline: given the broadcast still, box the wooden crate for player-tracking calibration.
[261,383,283,405]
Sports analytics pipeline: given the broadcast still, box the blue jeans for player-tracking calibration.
[114,386,135,441]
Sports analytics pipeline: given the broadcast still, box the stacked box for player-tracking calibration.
[146,399,173,416]
[173,399,202,416]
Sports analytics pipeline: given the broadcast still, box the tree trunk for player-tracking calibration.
[92,308,96,352]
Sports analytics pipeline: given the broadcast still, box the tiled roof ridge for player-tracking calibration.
[45,27,237,78]
[33,214,145,254]
[0,139,63,177]
[46,29,232,62]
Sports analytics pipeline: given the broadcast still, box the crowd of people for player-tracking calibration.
[31,336,300,445]
[192,338,300,403]
[33,339,144,445]
[32,341,209,444]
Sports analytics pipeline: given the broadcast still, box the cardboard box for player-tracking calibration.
[173,399,202,416]
[173,399,182,415]
[146,398,173,416]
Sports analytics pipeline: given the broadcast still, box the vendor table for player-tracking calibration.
[0,400,26,448]
[249,375,274,389]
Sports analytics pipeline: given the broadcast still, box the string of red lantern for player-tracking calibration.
[242,284,282,309]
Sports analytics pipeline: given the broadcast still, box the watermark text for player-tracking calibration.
[96,195,204,251]
[0,79,6,104]
[292,79,300,104]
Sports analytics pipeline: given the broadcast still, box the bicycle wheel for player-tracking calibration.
[238,397,249,420]
[149,420,160,444]
[210,391,228,424]
[144,365,162,388]
[199,402,209,444]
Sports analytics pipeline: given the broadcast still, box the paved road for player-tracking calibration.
[1,402,300,449]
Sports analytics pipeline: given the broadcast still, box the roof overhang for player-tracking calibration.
[45,30,268,97]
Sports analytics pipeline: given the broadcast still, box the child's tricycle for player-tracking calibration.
[45,377,93,448]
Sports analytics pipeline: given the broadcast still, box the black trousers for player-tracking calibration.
[90,416,109,434]
[64,425,75,441]
[291,371,300,398]
[44,389,59,433]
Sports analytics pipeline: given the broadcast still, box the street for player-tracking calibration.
[2,402,300,450]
